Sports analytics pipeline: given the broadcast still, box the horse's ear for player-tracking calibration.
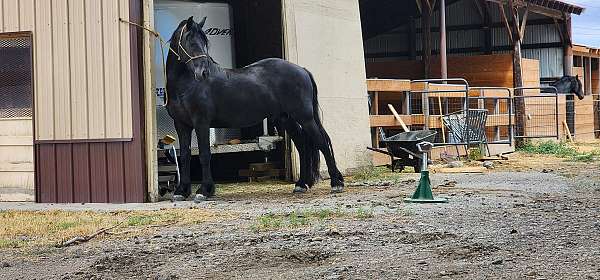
[186,16,195,31]
[198,16,207,29]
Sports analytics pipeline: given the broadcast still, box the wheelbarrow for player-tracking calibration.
[368,128,438,173]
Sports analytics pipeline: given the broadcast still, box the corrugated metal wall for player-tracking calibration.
[0,0,146,203]
[0,0,133,141]
[364,0,564,79]
[32,0,146,203]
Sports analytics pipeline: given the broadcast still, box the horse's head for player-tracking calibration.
[172,16,211,80]
[550,75,585,100]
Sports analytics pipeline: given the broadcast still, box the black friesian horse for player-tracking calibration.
[166,16,344,201]
[544,75,585,100]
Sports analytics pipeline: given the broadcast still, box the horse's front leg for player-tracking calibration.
[194,124,215,202]
[173,122,193,201]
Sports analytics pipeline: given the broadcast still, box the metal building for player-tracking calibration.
[0,0,371,203]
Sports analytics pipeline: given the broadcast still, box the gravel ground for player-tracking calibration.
[1,156,599,280]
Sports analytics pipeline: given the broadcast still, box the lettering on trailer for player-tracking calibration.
[204,28,232,36]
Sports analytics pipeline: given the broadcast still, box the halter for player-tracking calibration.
[178,25,209,64]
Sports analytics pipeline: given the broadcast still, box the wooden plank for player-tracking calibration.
[432,167,487,173]
[103,0,123,138]
[3,0,20,32]
[366,79,411,92]
[52,0,72,140]
[35,0,55,140]
[370,114,514,128]
[106,142,125,203]
[55,144,73,203]
[72,143,91,203]
[85,0,106,139]
[0,136,34,146]
[119,0,133,138]
[89,143,108,202]
[69,0,89,139]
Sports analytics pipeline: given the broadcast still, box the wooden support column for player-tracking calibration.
[482,1,492,54]
[562,14,573,76]
[506,0,525,146]
[440,0,448,80]
[421,0,432,78]
[585,56,592,94]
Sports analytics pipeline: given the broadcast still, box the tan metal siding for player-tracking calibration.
[0,0,133,141]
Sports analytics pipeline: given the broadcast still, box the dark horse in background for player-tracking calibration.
[543,75,585,100]
[166,16,344,201]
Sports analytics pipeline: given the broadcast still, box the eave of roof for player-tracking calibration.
[525,0,585,15]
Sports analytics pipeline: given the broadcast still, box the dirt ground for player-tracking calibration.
[1,148,600,280]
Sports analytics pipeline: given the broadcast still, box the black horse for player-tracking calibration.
[544,75,585,100]
[166,16,344,201]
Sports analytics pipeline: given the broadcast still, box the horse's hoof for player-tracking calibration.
[172,195,187,201]
[330,185,344,193]
[293,185,308,194]
[193,194,207,203]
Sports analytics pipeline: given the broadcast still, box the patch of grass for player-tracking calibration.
[356,207,374,220]
[518,140,599,162]
[467,147,484,161]
[0,209,231,249]
[351,165,388,181]
[251,208,346,232]
[0,238,27,249]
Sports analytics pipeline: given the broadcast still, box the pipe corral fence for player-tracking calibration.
[368,78,599,164]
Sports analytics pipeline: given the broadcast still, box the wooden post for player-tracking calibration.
[585,57,592,94]
[482,1,492,55]
[440,0,448,80]
[421,0,432,78]
[562,14,573,76]
[507,0,525,147]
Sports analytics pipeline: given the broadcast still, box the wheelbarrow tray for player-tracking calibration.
[372,130,437,173]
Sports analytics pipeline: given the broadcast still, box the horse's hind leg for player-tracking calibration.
[173,122,193,200]
[301,119,344,193]
[278,117,309,193]
[194,124,215,200]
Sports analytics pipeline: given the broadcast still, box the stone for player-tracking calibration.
[483,161,494,169]
[492,259,504,265]
[447,161,464,168]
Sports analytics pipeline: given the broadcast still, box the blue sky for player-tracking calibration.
[565,0,600,47]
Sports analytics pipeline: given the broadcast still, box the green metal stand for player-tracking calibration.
[404,171,448,203]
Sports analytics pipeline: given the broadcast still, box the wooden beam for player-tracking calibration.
[563,14,573,76]
[498,2,514,45]
[508,0,525,147]
[519,6,529,41]
[482,0,492,54]
[527,3,564,19]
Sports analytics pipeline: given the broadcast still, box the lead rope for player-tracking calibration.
[119,18,180,106]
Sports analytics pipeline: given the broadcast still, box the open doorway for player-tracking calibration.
[152,0,286,196]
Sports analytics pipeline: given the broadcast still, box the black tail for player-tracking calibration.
[304,69,338,184]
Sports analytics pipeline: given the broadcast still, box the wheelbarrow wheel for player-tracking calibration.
[413,161,422,173]
[391,160,405,172]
